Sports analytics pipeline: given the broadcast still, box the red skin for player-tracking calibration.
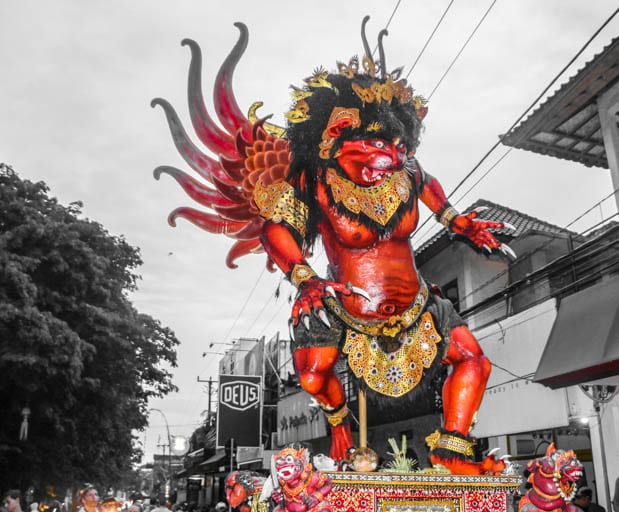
[518,445,583,512]
[273,462,332,512]
[261,138,504,473]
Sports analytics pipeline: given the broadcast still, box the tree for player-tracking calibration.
[0,163,180,491]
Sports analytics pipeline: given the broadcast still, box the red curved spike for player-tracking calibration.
[212,176,247,203]
[225,238,263,269]
[220,156,245,182]
[235,128,252,156]
[212,203,254,221]
[151,98,236,186]
[232,217,264,240]
[154,166,236,208]
[168,207,247,235]
[214,22,252,141]
[182,38,237,159]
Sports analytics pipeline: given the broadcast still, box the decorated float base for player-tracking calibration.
[323,472,522,512]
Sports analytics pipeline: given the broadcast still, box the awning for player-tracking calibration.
[534,273,619,388]
[198,449,226,470]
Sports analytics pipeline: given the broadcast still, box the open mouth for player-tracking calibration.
[361,166,392,184]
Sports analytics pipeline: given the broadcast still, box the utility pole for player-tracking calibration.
[197,376,215,427]
[150,408,172,501]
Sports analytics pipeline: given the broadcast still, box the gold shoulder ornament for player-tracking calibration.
[253,179,307,237]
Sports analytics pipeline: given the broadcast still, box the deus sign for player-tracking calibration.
[220,380,260,411]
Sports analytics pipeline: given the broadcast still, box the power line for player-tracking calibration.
[371,0,405,56]
[406,0,456,79]
[444,6,619,203]
[412,7,619,245]
[456,188,619,306]
[426,0,499,101]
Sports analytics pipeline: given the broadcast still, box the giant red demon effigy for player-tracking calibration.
[154,16,522,512]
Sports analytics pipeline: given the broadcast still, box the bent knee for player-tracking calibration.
[298,371,326,395]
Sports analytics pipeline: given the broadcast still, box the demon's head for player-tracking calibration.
[274,446,312,485]
[284,16,427,246]
[225,470,265,511]
[531,443,583,501]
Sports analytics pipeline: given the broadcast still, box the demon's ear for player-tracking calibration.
[545,442,556,457]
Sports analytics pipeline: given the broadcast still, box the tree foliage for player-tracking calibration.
[0,164,179,491]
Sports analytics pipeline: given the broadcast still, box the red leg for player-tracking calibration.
[442,325,491,434]
[428,325,504,474]
[293,346,353,460]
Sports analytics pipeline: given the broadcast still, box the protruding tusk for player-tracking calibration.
[302,314,310,330]
[325,285,336,297]
[502,222,516,231]
[488,447,501,457]
[500,243,517,259]
[482,244,492,253]
[288,318,296,342]
[351,286,371,301]
[317,309,331,328]
[473,206,489,214]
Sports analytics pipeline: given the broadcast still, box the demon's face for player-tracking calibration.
[336,138,407,187]
[275,449,308,484]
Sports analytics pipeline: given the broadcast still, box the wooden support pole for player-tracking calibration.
[358,388,367,448]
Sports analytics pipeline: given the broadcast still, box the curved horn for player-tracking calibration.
[377,29,389,79]
[151,98,236,186]
[214,22,252,142]
[360,16,373,62]
[226,238,263,269]
[154,166,236,208]
[182,38,237,159]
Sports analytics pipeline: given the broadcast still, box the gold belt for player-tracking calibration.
[323,280,429,338]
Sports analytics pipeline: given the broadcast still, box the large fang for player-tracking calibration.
[361,166,387,184]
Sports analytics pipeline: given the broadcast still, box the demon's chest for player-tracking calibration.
[317,170,418,247]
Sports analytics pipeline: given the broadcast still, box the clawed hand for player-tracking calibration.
[450,206,516,259]
[289,277,370,338]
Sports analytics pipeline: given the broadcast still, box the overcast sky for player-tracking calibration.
[1,1,618,465]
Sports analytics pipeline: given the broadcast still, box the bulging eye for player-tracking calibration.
[286,455,294,463]
[371,140,386,149]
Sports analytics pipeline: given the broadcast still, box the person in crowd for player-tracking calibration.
[3,491,23,512]
[99,498,118,512]
[127,503,142,512]
[78,486,99,512]
[148,499,168,512]
[572,487,605,512]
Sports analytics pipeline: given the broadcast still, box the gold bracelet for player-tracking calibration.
[290,264,317,288]
[425,429,476,457]
[438,206,459,228]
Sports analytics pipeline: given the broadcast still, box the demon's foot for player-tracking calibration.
[426,429,506,476]
[429,452,506,475]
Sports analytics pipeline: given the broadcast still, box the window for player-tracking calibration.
[442,279,460,312]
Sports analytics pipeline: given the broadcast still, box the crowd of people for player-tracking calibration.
[3,480,618,512]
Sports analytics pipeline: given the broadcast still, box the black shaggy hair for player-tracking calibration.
[286,70,425,250]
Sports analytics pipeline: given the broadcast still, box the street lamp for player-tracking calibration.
[149,408,172,500]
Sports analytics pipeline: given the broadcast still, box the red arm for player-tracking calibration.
[415,163,513,255]
[260,221,355,327]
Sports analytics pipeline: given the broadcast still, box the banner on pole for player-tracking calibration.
[216,374,262,448]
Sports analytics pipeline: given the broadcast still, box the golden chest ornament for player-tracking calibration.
[325,168,411,226]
